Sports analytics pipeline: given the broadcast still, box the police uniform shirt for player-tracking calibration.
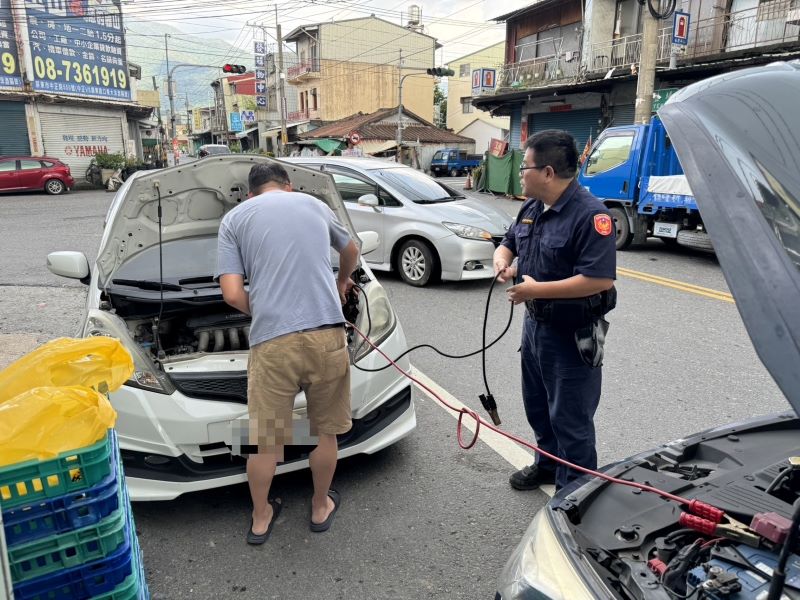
[501,180,617,284]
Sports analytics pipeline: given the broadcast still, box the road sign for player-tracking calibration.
[672,11,690,45]
[652,87,679,112]
[348,132,361,145]
[254,41,266,55]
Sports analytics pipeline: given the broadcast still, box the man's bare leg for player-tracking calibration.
[309,433,337,524]
[248,452,278,534]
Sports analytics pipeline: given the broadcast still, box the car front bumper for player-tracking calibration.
[112,321,417,501]
[437,235,497,281]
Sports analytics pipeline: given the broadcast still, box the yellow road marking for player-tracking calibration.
[617,267,734,303]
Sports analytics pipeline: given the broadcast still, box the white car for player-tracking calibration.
[282,157,514,286]
[46,156,416,501]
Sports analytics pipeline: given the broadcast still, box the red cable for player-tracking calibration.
[350,322,727,520]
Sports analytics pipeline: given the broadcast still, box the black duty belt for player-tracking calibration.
[525,287,617,329]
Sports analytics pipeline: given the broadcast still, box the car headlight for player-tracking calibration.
[442,221,493,241]
[353,282,397,363]
[497,509,594,600]
[83,309,175,395]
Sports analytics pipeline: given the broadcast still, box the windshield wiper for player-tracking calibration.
[112,278,184,291]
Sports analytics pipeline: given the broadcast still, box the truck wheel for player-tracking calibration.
[609,207,633,250]
[676,229,714,252]
[396,239,438,287]
[449,168,459,177]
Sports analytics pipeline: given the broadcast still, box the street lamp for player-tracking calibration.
[396,66,454,162]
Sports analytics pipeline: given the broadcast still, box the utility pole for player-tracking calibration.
[396,49,403,162]
[165,34,177,140]
[634,8,658,123]
[275,5,288,156]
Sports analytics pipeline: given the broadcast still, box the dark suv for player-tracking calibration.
[0,156,74,195]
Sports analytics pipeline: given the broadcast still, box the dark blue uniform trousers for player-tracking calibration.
[521,313,601,490]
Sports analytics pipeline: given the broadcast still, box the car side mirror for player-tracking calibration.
[357,230,380,255]
[47,251,90,284]
[357,193,380,209]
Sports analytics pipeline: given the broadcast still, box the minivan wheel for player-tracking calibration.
[449,168,459,177]
[396,239,438,287]
[45,179,66,195]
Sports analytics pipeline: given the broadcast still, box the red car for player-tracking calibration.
[0,156,74,195]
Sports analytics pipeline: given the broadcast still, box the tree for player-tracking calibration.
[433,82,448,129]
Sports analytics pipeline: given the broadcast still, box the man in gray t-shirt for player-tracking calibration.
[216,162,359,544]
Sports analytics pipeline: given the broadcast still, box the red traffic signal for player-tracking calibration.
[222,64,247,74]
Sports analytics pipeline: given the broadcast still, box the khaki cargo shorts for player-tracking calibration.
[247,325,352,451]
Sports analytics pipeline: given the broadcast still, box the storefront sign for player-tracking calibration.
[489,138,507,157]
[230,112,242,132]
[471,68,497,95]
[25,0,131,101]
[549,104,573,112]
[193,110,203,131]
[672,11,690,45]
[240,109,256,125]
[62,133,110,157]
[0,0,22,89]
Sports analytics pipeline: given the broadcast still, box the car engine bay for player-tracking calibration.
[553,416,800,599]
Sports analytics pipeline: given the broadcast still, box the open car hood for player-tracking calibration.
[96,156,360,289]
[659,60,800,416]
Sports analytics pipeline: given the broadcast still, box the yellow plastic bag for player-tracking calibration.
[0,337,132,466]
[0,337,133,403]
[0,386,116,467]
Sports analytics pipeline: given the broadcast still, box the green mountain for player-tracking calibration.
[124,18,251,114]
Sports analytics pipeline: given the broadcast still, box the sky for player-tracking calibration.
[121,0,534,65]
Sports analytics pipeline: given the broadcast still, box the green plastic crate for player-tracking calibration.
[0,431,114,510]
[9,499,126,583]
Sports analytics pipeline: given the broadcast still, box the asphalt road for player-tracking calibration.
[0,181,788,600]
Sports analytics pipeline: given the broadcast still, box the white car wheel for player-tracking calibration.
[398,240,437,286]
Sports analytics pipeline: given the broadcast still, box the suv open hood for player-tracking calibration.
[96,156,359,289]
[659,61,800,416]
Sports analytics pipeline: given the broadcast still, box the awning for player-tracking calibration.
[236,126,259,139]
[360,140,396,154]
[142,138,158,147]
[312,138,345,154]
[261,126,281,137]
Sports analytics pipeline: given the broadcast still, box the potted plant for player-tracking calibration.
[93,152,126,186]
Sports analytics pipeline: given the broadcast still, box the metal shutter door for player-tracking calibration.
[610,104,635,126]
[530,108,601,151]
[0,102,30,155]
[39,109,125,174]
[509,106,522,150]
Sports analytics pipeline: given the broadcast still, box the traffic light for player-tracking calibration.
[426,67,455,77]
[222,64,247,74]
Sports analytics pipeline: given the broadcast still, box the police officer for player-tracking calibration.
[494,130,617,491]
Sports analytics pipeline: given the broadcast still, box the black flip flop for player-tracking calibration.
[310,489,340,533]
[247,498,282,545]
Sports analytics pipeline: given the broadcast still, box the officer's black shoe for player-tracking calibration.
[509,464,556,490]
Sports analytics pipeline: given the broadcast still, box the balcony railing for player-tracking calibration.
[480,1,800,97]
[287,60,320,81]
[679,1,800,60]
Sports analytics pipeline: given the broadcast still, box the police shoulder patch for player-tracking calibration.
[593,213,613,236]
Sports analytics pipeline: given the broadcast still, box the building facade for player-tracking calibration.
[0,0,151,176]
[474,0,800,151]
[445,42,509,153]
[283,16,439,124]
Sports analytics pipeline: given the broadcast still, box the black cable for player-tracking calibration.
[154,185,165,361]
[766,497,800,600]
[351,271,514,373]
[639,0,677,20]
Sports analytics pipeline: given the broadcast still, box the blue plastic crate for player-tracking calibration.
[3,432,121,546]
[11,532,134,600]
